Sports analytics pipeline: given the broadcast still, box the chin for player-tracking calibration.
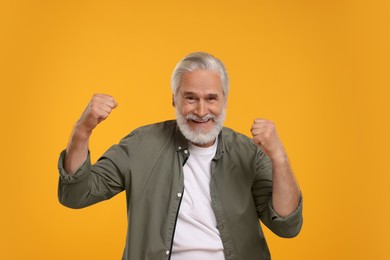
[177,120,222,145]
[188,123,213,133]
[175,107,227,145]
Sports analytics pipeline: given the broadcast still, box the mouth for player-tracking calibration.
[190,118,212,124]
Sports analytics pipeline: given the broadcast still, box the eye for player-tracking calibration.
[185,96,196,103]
[207,96,218,102]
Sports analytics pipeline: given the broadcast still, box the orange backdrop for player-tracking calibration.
[1,0,389,259]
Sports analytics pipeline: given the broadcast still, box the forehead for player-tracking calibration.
[180,70,223,94]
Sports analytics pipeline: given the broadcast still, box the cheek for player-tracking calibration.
[178,103,194,116]
[210,104,224,115]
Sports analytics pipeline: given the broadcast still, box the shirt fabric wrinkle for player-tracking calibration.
[58,120,303,260]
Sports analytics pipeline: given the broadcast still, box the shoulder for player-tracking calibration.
[102,120,178,165]
[221,127,270,172]
[132,120,177,136]
[119,120,177,146]
[221,126,258,154]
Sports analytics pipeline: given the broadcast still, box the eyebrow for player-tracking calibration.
[182,91,220,98]
[206,93,219,99]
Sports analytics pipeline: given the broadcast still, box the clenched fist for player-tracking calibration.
[64,93,118,174]
[251,119,286,161]
[77,93,118,133]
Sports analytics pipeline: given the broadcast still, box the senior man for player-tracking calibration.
[58,52,303,260]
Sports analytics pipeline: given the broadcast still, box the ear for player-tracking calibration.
[172,94,175,107]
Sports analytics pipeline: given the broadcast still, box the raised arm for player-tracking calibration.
[251,118,301,218]
[64,93,118,174]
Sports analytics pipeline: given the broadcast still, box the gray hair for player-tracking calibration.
[170,52,229,98]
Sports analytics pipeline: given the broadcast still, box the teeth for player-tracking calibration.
[192,119,209,123]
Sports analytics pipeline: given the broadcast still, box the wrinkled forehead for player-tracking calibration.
[179,70,224,94]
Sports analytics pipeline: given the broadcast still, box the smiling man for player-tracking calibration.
[174,69,226,147]
[58,52,303,260]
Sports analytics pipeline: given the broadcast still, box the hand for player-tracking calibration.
[76,93,118,134]
[251,118,286,161]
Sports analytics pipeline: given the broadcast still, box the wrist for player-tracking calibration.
[72,123,92,142]
[270,150,289,165]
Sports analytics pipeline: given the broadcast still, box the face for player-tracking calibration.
[174,69,227,147]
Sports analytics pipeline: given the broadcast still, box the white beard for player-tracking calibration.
[175,106,226,146]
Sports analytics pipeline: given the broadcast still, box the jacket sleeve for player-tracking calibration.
[251,149,303,238]
[57,133,136,209]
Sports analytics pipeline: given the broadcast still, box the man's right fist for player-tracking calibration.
[77,93,118,133]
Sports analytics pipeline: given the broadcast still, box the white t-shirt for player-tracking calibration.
[171,140,225,260]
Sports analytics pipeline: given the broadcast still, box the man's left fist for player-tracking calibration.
[251,118,286,160]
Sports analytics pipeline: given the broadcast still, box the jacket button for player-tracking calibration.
[184,150,188,154]
[177,193,182,198]
[165,250,170,255]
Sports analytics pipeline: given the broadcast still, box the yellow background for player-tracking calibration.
[1,0,389,259]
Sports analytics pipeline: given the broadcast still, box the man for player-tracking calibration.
[58,52,303,260]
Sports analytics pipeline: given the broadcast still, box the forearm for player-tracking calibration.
[64,124,92,175]
[271,152,301,218]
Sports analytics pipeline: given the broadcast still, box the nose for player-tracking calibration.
[195,100,207,117]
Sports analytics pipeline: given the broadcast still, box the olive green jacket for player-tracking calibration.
[58,120,303,260]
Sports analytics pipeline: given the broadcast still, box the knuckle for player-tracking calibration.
[90,107,99,115]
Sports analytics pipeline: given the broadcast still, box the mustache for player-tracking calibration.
[186,113,215,122]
